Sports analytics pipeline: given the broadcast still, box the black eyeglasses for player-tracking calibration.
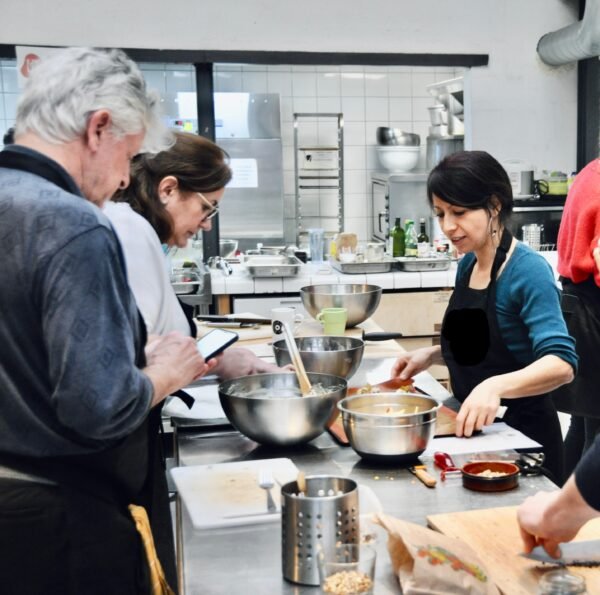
[196,192,219,220]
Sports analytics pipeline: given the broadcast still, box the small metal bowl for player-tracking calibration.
[461,461,520,492]
[376,127,421,146]
[338,393,440,462]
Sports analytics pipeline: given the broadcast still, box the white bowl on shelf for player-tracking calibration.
[376,146,420,172]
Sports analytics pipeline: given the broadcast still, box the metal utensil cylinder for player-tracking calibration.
[281,475,359,586]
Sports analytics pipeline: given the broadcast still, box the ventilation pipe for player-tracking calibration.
[537,0,600,66]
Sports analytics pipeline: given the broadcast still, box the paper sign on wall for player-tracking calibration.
[228,158,258,188]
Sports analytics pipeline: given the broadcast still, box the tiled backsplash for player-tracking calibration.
[0,59,463,243]
[0,60,18,143]
[214,64,463,242]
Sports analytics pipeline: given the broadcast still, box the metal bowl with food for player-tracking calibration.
[300,284,382,328]
[272,336,364,380]
[218,373,347,446]
[338,393,440,462]
[461,461,520,492]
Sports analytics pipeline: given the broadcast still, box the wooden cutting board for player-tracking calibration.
[427,506,600,594]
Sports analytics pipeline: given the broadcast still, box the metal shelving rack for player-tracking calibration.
[293,113,344,245]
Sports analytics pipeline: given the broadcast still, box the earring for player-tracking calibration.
[160,197,168,206]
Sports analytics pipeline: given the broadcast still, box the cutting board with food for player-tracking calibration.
[427,506,600,594]
[171,458,299,530]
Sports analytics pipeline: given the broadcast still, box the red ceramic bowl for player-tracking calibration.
[461,461,520,492]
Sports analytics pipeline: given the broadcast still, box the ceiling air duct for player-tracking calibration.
[537,0,600,66]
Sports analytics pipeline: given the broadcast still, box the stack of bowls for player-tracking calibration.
[375,127,420,172]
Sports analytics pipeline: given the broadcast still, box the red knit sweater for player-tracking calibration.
[557,159,600,286]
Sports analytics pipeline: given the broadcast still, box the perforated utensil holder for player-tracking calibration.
[281,475,359,586]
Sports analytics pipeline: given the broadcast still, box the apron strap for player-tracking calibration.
[489,228,513,282]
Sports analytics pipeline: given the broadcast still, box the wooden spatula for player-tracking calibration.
[272,320,312,396]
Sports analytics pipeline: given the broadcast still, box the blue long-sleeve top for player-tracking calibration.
[457,242,578,373]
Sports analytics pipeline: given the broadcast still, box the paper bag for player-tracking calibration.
[376,514,500,595]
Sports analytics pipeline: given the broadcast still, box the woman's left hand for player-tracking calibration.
[455,379,501,437]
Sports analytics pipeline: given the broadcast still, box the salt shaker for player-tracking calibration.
[537,569,587,594]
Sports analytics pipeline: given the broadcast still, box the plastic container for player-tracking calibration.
[308,228,325,262]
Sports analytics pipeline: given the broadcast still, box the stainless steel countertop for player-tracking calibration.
[173,359,555,595]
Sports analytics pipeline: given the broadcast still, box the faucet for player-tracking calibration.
[207,256,233,276]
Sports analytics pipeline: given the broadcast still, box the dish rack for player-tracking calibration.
[293,113,344,248]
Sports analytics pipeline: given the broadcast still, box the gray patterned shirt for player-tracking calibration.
[0,146,153,457]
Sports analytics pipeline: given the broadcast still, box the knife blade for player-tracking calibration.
[520,540,600,566]
[196,315,271,325]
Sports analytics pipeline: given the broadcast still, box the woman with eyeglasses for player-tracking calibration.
[105,131,226,337]
[106,132,283,376]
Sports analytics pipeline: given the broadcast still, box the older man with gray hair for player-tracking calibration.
[0,47,211,594]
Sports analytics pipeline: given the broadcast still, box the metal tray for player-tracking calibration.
[394,256,451,272]
[329,256,395,274]
[243,255,303,277]
[171,271,200,294]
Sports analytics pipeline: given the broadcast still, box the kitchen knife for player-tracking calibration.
[196,315,271,325]
[520,540,600,565]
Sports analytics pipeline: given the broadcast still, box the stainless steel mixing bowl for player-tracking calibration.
[272,336,364,380]
[300,284,382,328]
[218,373,347,446]
[376,127,421,146]
[338,393,440,461]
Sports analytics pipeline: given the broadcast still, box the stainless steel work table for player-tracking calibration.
[172,358,556,595]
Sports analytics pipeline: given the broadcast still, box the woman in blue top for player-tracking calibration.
[392,151,577,484]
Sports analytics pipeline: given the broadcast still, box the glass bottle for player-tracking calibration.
[388,218,405,257]
[404,219,418,257]
[417,217,430,258]
[537,569,587,594]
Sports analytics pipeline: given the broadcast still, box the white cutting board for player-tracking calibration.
[171,458,299,530]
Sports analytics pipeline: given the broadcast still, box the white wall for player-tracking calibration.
[1,0,580,172]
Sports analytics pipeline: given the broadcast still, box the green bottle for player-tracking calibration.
[405,219,418,257]
[389,217,405,257]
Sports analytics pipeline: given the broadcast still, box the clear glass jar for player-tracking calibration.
[538,569,587,594]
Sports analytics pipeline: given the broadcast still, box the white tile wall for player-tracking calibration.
[214,63,462,242]
[0,60,18,146]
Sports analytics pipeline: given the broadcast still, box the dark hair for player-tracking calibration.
[427,150,513,225]
[114,131,232,242]
[3,127,15,145]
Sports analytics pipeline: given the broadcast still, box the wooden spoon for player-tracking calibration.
[297,470,307,495]
[273,320,312,396]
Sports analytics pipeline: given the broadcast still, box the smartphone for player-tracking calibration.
[196,328,239,361]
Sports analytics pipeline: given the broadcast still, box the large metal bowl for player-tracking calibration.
[300,284,382,328]
[272,336,364,380]
[218,373,347,446]
[338,393,440,462]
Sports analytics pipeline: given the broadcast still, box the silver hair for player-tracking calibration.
[14,47,173,154]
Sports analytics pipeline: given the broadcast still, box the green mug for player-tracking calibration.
[316,307,348,335]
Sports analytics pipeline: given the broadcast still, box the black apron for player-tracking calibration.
[441,229,564,484]
[552,276,600,417]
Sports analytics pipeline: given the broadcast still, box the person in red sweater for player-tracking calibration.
[552,158,600,480]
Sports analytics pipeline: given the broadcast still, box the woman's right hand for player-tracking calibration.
[391,346,439,380]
